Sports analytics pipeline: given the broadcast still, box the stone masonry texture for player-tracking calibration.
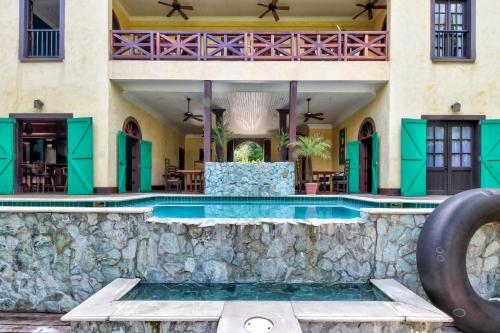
[0,211,497,312]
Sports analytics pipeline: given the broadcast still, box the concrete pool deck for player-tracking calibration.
[61,278,452,332]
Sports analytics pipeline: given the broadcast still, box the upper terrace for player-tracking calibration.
[110,0,388,62]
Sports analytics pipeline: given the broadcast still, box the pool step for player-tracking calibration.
[216,302,302,333]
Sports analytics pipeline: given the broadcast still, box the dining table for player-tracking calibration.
[313,170,344,192]
[177,169,204,193]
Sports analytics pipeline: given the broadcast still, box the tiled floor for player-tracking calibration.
[0,313,69,333]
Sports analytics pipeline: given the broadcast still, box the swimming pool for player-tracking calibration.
[120,282,391,301]
[118,197,377,219]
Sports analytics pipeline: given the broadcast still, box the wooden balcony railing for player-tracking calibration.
[110,30,388,61]
[26,29,61,58]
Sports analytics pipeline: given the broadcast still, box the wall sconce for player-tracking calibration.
[34,99,44,110]
[451,102,461,113]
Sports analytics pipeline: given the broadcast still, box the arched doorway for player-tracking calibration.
[358,118,376,193]
[120,117,142,192]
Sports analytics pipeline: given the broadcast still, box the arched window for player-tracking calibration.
[122,117,142,140]
[358,118,376,140]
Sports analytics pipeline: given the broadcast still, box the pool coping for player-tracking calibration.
[0,193,445,204]
[61,278,452,324]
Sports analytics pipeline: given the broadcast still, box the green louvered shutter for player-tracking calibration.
[347,141,360,193]
[0,119,15,194]
[67,118,94,194]
[401,119,427,196]
[480,120,500,188]
[372,132,379,194]
[140,140,152,192]
[117,131,127,193]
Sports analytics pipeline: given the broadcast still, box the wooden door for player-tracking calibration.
[448,122,475,194]
[426,121,447,195]
[426,121,476,195]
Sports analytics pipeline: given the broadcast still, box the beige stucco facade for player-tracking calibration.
[1,0,499,193]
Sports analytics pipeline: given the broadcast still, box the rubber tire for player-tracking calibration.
[417,188,500,333]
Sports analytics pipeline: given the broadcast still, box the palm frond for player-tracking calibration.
[293,135,332,160]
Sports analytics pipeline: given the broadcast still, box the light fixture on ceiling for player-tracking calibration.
[451,102,461,113]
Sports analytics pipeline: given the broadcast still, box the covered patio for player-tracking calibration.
[112,79,385,195]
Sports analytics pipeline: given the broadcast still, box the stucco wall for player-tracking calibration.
[384,0,500,189]
[331,85,391,187]
[108,83,185,187]
[0,0,111,188]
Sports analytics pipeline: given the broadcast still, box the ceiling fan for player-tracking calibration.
[158,0,193,20]
[303,98,324,123]
[183,98,203,122]
[353,0,387,20]
[257,0,289,22]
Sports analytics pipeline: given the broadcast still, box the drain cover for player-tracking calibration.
[244,317,274,333]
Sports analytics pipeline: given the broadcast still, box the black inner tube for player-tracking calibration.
[417,188,500,333]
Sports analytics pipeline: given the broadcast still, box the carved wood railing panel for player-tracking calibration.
[203,32,247,60]
[157,32,201,60]
[250,32,294,61]
[110,31,156,60]
[342,31,389,61]
[110,31,389,61]
[296,32,342,61]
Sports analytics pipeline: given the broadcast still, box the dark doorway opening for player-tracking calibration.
[122,117,142,193]
[11,113,72,194]
[179,147,185,170]
[125,137,140,192]
[358,118,376,193]
[360,137,373,193]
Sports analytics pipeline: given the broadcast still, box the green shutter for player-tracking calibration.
[140,140,152,192]
[480,119,500,188]
[401,118,427,196]
[347,141,360,193]
[67,118,94,195]
[372,132,379,194]
[0,119,15,194]
[117,131,127,193]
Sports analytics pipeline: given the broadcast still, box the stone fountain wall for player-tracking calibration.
[204,162,295,196]
[0,211,498,312]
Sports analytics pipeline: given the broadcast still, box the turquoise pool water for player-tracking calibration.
[122,198,370,219]
[121,282,390,301]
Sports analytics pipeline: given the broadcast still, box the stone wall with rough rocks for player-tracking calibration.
[368,213,500,299]
[204,162,295,196]
[0,211,498,313]
[300,322,445,333]
[71,321,217,333]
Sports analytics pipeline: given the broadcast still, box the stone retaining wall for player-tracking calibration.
[204,162,295,196]
[0,211,498,312]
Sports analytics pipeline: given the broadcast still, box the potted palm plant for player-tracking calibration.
[293,134,332,195]
[212,120,230,162]
[277,130,289,162]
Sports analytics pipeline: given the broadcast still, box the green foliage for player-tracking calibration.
[277,130,290,151]
[293,135,332,182]
[234,141,264,163]
[212,120,230,147]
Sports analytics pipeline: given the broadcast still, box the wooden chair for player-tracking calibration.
[332,160,350,194]
[164,167,182,192]
[31,161,56,192]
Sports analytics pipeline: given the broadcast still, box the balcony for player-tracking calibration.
[109,30,388,62]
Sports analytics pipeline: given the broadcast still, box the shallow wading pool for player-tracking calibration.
[120,282,391,301]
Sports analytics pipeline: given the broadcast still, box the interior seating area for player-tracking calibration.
[18,119,68,193]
